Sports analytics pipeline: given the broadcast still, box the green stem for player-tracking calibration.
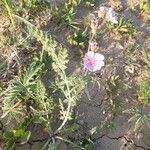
[54,73,72,134]
[4,0,14,25]
[55,136,84,150]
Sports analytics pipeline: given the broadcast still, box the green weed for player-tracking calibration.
[123,107,150,131]
[1,60,54,122]
[107,16,138,36]
[3,118,31,150]
[107,121,116,131]
[139,78,150,105]
[1,0,16,25]
[126,44,139,64]
[67,0,81,7]
[140,0,150,13]
[82,0,95,7]
[67,28,89,48]
[19,0,49,10]
[108,75,122,115]
[1,14,93,149]
[51,0,79,29]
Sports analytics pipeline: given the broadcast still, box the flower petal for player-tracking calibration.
[106,7,118,24]
[84,51,105,72]
[93,61,104,72]
[85,51,94,58]
[94,53,105,61]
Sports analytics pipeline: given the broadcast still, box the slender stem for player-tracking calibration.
[1,100,22,118]
[4,0,14,26]
[42,139,50,150]
[20,0,25,8]
[88,33,94,52]
[13,14,34,28]
[85,84,91,101]
[51,52,73,135]
[54,74,72,134]
[55,136,84,150]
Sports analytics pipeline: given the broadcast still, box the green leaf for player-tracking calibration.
[21,117,32,129]
[32,115,46,124]
[4,80,25,106]
[5,140,15,150]
[48,143,58,150]
[118,16,123,27]
[21,62,43,86]
[35,80,46,100]
[128,114,140,122]
[14,128,25,137]
[89,126,97,135]
[143,3,150,13]
[3,130,15,139]
[20,131,31,144]
[134,117,143,131]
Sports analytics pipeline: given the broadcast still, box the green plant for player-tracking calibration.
[1,0,16,25]
[139,78,150,105]
[141,49,150,67]
[2,115,48,150]
[107,121,116,131]
[126,44,139,64]
[67,28,89,48]
[67,0,81,7]
[21,0,39,8]
[3,129,31,150]
[19,0,49,10]
[108,75,122,114]
[51,0,79,29]
[1,60,52,121]
[3,118,32,150]
[140,0,150,13]
[123,107,150,131]
[107,16,138,36]
[82,0,95,7]
[72,125,95,150]
[1,14,93,149]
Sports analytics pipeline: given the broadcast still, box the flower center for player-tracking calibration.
[88,58,96,66]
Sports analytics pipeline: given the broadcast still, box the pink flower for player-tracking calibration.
[98,6,118,24]
[106,8,118,24]
[84,51,104,72]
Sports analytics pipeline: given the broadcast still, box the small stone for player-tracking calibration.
[102,111,106,114]
[137,133,143,139]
